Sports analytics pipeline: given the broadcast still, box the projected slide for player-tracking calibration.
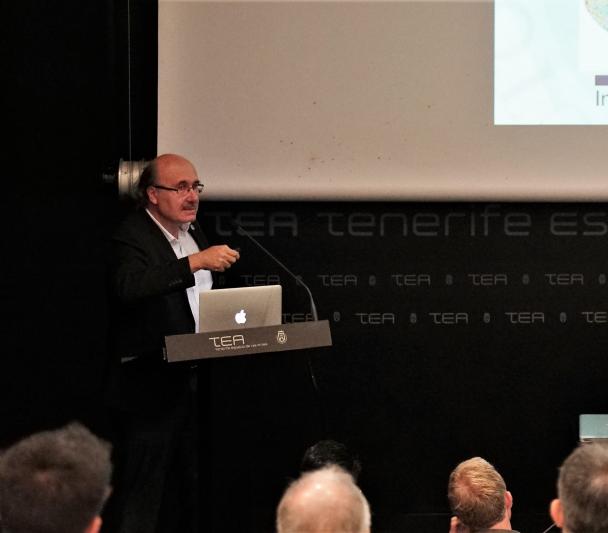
[495,0,608,125]
[159,1,608,201]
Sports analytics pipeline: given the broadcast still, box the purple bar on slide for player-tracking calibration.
[596,75,608,86]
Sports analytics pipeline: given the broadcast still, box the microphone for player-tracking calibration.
[231,220,319,321]
[231,219,323,397]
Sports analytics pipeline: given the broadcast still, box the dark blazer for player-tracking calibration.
[107,209,213,413]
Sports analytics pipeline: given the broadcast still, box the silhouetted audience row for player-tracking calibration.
[444,444,608,533]
[1,426,607,532]
[278,439,608,533]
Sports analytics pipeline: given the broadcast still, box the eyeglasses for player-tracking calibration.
[152,182,204,196]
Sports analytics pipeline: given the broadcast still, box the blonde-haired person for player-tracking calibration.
[447,457,518,533]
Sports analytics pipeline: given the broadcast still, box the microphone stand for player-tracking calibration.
[232,221,322,394]
[232,223,319,321]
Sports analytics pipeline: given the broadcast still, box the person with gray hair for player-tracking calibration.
[106,153,240,532]
[0,422,112,533]
[447,457,518,533]
[276,465,371,533]
[550,442,608,533]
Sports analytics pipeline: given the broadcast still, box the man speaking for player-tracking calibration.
[106,154,239,533]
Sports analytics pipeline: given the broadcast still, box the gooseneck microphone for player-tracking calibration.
[231,219,322,396]
[230,220,319,321]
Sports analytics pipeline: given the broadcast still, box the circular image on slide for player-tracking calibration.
[585,0,608,31]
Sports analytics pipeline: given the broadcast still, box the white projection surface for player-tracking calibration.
[495,0,608,124]
[158,1,608,201]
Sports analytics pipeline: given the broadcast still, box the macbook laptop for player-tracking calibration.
[580,414,608,443]
[199,285,282,332]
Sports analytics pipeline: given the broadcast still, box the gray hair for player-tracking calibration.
[277,466,371,533]
[558,442,608,533]
[135,159,157,208]
[0,422,112,533]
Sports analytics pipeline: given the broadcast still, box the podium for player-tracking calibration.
[164,320,332,363]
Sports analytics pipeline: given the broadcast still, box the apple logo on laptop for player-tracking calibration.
[235,309,247,325]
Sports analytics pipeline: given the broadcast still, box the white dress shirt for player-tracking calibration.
[146,209,213,333]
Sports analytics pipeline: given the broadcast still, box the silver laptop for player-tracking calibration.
[580,414,608,443]
[199,285,282,332]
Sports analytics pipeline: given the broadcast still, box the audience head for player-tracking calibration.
[550,442,608,533]
[0,422,112,533]
[300,440,362,482]
[276,465,371,533]
[447,457,512,532]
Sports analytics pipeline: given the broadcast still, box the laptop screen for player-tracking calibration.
[198,285,282,333]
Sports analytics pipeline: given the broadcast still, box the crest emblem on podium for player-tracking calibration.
[276,330,287,344]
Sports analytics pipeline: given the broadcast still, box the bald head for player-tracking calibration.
[155,153,197,179]
[135,153,198,208]
[276,466,371,533]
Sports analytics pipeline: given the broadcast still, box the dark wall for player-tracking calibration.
[3,3,607,533]
[201,202,608,530]
[2,0,156,437]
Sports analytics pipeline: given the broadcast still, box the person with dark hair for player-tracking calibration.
[447,457,518,533]
[277,466,371,533]
[105,154,239,533]
[300,439,362,481]
[0,422,112,533]
[550,442,608,533]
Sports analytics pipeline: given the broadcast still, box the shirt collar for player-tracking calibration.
[145,209,192,242]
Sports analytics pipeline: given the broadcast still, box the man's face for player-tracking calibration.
[147,156,200,229]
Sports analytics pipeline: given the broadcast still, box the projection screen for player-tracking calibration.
[158,0,608,201]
